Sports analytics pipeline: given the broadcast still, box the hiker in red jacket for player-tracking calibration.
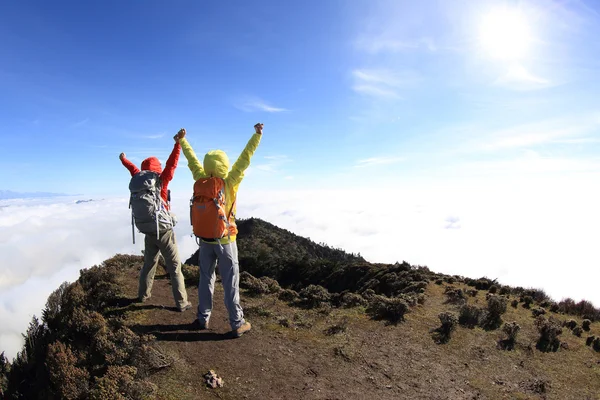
[119,131,191,312]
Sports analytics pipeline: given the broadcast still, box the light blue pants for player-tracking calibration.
[197,240,245,330]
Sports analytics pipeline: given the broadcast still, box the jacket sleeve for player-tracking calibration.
[227,133,262,188]
[180,137,206,180]
[121,157,140,177]
[160,142,180,184]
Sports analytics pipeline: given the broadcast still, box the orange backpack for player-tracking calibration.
[189,177,235,240]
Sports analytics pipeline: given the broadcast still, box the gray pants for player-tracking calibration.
[139,229,189,310]
[197,241,245,330]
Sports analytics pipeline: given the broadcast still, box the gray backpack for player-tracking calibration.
[129,170,174,242]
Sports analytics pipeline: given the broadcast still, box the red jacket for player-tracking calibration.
[121,143,181,209]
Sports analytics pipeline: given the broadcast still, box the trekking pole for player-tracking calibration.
[131,212,136,245]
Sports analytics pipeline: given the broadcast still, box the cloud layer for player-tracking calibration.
[2,184,600,359]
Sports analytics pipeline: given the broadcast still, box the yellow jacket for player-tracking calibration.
[180,133,262,243]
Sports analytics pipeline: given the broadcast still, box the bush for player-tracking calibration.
[532,307,546,317]
[466,289,478,297]
[366,295,409,324]
[458,305,483,329]
[572,326,583,337]
[594,338,600,352]
[498,322,520,350]
[444,287,466,305]
[338,292,368,308]
[564,319,577,330]
[488,285,498,294]
[431,312,458,344]
[549,302,559,313]
[89,365,137,400]
[480,295,508,330]
[535,316,563,352]
[278,289,299,302]
[499,286,511,296]
[181,264,199,285]
[435,279,443,285]
[582,319,591,331]
[239,271,269,296]
[46,341,90,399]
[510,299,519,308]
[299,285,331,308]
[473,278,495,290]
[522,296,533,309]
[586,336,596,346]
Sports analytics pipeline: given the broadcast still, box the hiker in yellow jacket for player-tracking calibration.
[176,123,263,337]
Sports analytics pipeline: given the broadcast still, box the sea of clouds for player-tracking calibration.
[1,184,599,359]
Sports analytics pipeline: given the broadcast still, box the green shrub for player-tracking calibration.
[431,312,458,344]
[522,296,533,309]
[338,292,368,308]
[572,326,583,337]
[278,289,299,302]
[510,299,518,308]
[46,341,90,400]
[181,264,199,285]
[498,321,521,350]
[299,285,332,308]
[480,295,508,330]
[366,295,409,324]
[458,305,483,329]
[532,307,546,317]
[586,336,595,346]
[89,365,137,400]
[239,271,269,295]
[444,287,466,305]
[582,319,591,331]
[564,319,577,330]
[535,316,563,352]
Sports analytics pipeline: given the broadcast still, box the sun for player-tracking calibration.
[479,7,532,60]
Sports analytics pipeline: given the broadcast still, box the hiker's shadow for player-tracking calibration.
[131,323,234,342]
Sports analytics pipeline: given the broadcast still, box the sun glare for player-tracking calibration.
[479,7,532,60]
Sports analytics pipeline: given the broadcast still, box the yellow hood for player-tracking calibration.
[203,150,230,178]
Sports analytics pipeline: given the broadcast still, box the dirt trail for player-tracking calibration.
[117,265,600,400]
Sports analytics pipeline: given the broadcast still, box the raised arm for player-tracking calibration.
[227,123,263,187]
[160,137,181,184]
[119,153,140,176]
[177,128,206,180]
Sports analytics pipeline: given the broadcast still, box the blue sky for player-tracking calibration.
[1,0,600,196]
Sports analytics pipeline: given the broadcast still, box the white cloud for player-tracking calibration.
[494,64,554,91]
[251,155,291,174]
[237,181,600,313]
[3,180,600,360]
[355,156,404,167]
[0,196,199,360]
[351,69,421,99]
[470,116,600,152]
[234,97,288,113]
[140,133,165,140]
[355,36,438,54]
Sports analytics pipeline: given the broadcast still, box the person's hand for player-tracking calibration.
[254,123,264,135]
[119,152,126,160]
[177,128,186,141]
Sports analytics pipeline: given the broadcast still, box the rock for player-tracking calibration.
[204,370,224,388]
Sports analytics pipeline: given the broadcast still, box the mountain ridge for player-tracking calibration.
[1,217,599,399]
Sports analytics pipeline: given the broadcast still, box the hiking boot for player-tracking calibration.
[191,319,209,330]
[178,303,192,312]
[232,322,252,338]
